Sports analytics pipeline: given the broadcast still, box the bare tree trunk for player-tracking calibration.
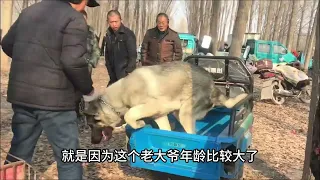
[186,1,199,35]
[124,0,130,26]
[191,1,199,36]
[229,0,237,34]
[185,1,193,33]
[305,0,318,54]
[272,0,284,41]
[257,1,264,33]
[286,0,299,51]
[218,1,226,44]
[113,0,119,10]
[159,0,173,14]
[303,10,317,72]
[218,1,227,45]
[204,0,212,35]
[248,0,256,33]
[260,1,270,36]
[147,2,156,29]
[269,2,280,41]
[210,0,221,54]
[296,0,307,50]
[96,2,111,48]
[220,3,230,47]
[140,0,146,45]
[1,0,14,72]
[199,0,206,38]
[135,0,141,43]
[280,2,292,45]
[302,3,320,179]
[133,0,139,39]
[229,0,253,57]
[263,1,277,40]
[225,2,233,43]
[195,0,202,37]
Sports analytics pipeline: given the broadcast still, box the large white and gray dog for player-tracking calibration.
[84,61,248,143]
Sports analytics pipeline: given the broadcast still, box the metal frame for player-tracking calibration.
[183,55,255,136]
[1,148,51,180]
[183,55,254,93]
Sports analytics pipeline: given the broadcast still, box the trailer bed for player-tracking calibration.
[125,107,250,180]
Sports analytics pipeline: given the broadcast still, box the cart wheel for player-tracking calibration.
[271,81,286,105]
[150,171,197,180]
[220,165,244,180]
[236,166,244,180]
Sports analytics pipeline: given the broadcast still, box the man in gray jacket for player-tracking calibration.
[1,0,99,179]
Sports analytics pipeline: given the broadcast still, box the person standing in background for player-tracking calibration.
[76,10,101,124]
[140,13,183,66]
[104,10,137,86]
[81,10,101,75]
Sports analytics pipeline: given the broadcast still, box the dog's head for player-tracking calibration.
[83,96,123,144]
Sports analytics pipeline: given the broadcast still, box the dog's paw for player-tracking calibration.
[130,120,146,129]
[136,120,146,128]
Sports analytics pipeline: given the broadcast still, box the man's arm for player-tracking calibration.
[140,30,149,65]
[60,16,93,95]
[89,31,101,68]
[173,33,183,61]
[125,31,137,74]
[1,18,19,58]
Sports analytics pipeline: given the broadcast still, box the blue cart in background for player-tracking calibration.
[125,55,255,180]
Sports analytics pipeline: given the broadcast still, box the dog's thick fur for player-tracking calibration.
[84,61,248,136]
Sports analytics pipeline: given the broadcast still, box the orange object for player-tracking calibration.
[291,50,299,58]
[0,161,25,180]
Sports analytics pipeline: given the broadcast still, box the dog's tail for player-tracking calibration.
[211,85,248,109]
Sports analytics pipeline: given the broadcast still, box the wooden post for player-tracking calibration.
[1,0,13,73]
[302,3,320,179]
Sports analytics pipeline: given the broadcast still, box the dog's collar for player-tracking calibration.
[98,96,121,115]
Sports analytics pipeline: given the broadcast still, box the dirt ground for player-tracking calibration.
[0,59,313,180]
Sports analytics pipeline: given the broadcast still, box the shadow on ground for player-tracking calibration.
[248,156,290,180]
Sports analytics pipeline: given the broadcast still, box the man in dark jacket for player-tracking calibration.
[1,0,99,179]
[141,13,183,66]
[104,10,137,86]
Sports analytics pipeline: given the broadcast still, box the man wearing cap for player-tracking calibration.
[1,0,99,179]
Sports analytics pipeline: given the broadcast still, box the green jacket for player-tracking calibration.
[86,25,100,70]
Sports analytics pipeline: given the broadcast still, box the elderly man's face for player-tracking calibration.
[157,16,168,32]
[108,15,121,32]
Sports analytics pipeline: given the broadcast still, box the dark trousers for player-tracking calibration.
[5,104,83,180]
[106,65,118,87]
